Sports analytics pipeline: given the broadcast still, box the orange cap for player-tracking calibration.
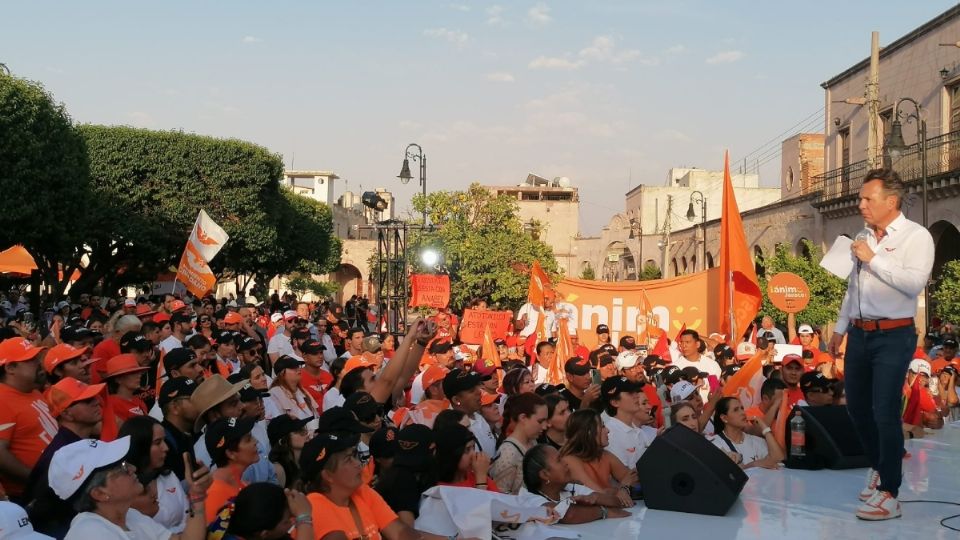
[135,304,157,319]
[0,337,47,366]
[43,343,91,374]
[421,366,448,390]
[343,356,374,376]
[171,300,187,312]
[481,391,501,407]
[103,354,149,378]
[45,378,105,417]
[152,312,171,324]
[223,312,244,325]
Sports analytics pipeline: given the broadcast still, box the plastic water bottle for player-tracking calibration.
[790,410,806,457]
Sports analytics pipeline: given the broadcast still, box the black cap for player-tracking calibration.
[619,336,637,350]
[534,383,560,396]
[343,391,380,423]
[600,344,617,356]
[235,379,270,403]
[300,432,360,480]
[273,355,304,374]
[434,423,477,457]
[800,371,833,392]
[493,338,506,347]
[721,365,742,379]
[238,337,259,352]
[213,331,242,346]
[163,347,197,372]
[596,324,610,334]
[680,366,703,381]
[300,339,325,355]
[316,406,374,435]
[170,312,193,325]
[943,338,958,348]
[713,344,734,360]
[291,327,311,341]
[642,354,666,370]
[598,353,615,367]
[564,357,591,376]
[267,414,313,446]
[204,416,256,463]
[158,377,198,409]
[601,376,644,400]
[442,368,482,399]
[369,426,399,460]
[392,424,436,470]
[120,331,152,352]
[941,365,957,375]
[663,365,683,385]
[429,340,454,354]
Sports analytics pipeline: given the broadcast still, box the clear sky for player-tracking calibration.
[3,1,954,234]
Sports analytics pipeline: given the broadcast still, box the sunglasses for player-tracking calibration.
[108,460,136,479]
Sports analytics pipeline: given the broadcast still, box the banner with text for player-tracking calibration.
[554,268,721,350]
[409,274,451,309]
[458,309,514,345]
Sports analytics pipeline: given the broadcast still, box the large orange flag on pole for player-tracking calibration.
[718,151,762,342]
[548,317,573,385]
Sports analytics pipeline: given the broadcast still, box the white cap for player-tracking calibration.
[48,436,131,500]
[735,341,757,360]
[55,300,70,311]
[123,298,136,307]
[670,380,698,402]
[226,300,238,308]
[908,359,931,377]
[798,324,814,334]
[615,351,640,370]
[283,310,298,320]
[270,312,283,323]
[0,501,54,539]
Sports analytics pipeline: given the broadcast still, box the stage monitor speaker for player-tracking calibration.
[637,424,748,516]
[788,405,870,470]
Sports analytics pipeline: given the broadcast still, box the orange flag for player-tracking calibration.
[650,330,669,359]
[528,261,552,306]
[637,289,654,346]
[721,352,765,406]
[481,323,502,369]
[772,389,792,450]
[718,151,762,341]
[548,318,574,385]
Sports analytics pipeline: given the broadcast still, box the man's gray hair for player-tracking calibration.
[114,314,143,335]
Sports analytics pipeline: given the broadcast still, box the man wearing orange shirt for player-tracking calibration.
[0,337,58,501]
[781,354,807,408]
[300,339,333,410]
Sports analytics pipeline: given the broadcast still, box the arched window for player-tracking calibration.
[754,245,765,278]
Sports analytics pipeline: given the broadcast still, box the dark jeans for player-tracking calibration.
[844,324,915,497]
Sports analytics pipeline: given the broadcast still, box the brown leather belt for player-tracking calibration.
[851,318,914,332]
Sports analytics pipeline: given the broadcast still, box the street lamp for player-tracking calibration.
[686,191,707,272]
[398,143,427,225]
[883,97,929,327]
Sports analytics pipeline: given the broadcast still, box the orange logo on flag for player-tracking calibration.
[72,465,85,481]
[195,224,220,246]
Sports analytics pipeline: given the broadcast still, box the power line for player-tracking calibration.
[731,108,825,171]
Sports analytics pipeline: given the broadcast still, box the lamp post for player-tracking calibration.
[686,190,707,271]
[883,97,929,327]
[398,143,427,225]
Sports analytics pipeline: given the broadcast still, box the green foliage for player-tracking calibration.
[932,260,960,323]
[410,183,559,310]
[579,263,596,280]
[286,272,341,299]
[757,240,846,327]
[639,262,662,281]
[0,73,90,290]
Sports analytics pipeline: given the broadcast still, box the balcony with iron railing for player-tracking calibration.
[810,129,960,209]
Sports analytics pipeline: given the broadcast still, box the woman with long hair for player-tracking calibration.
[489,393,547,495]
[206,482,314,540]
[374,424,438,526]
[266,415,312,489]
[119,415,190,532]
[559,409,635,503]
[433,423,500,492]
[711,397,784,469]
[521,444,630,523]
[268,356,318,424]
[501,367,536,399]
[669,401,700,432]
[537,393,571,450]
[203,417,262,521]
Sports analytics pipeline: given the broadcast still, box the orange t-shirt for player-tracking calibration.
[205,477,245,524]
[307,484,398,540]
[300,369,333,412]
[785,386,804,409]
[0,384,58,496]
[106,394,148,424]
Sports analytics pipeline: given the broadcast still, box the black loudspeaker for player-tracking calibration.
[637,424,748,516]
[787,405,870,470]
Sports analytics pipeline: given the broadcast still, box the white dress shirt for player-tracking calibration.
[835,213,934,334]
[602,412,650,469]
[671,354,721,401]
[517,303,556,339]
[469,412,497,457]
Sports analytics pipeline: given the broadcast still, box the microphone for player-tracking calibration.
[854,230,870,273]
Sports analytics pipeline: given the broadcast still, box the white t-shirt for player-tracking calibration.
[671,355,722,401]
[710,431,769,464]
[267,333,294,358]
[552,302,579,335]
[410,371,427,405]
[65,509,171,540]
[602,413,651,469]
[154,471,187,532]
[517,303,556,339]
[159,336,182,355]
[322,387,345,411]
[469,412,497,457]
[517,483,593,518]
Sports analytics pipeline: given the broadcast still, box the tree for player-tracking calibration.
[639,262,662,281]
[932,260,960,323]
[410,183,559,310]
[0,73,90,297]
[286,272,341,300]
[579,263,596,280]
[757,240,846,327]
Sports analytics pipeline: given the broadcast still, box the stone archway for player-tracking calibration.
[331,263,363,303]
[795,237,811,259]
[602,241,636,281]
[930,220,960,287]
[754,245,765,278]
[706,252,715,268]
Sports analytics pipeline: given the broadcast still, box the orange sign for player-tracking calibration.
[176,242,217,297]
[409,274,450,309]
[766,272,810,313]
[554,269,721,351]
[458,309,513,345]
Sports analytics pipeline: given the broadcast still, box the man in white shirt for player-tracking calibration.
[160,312,192,354]
[827,169,934,521]
[444,368,496,457]
[600,376,652,470]
[267,312,297,364]
[760,316,786,344]
[339,327,365,360]
[516,293,557,340]
[671,329,721,401]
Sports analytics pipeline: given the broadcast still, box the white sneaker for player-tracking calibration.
[858,469,879,501]
[856,490,901,521]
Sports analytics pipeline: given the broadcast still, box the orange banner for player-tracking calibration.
[176,242,217,297]
[458,309,513,345]
[554,269,721,351]
[409,274,450,309]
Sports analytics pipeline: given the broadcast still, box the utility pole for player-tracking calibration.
[866,31,881,168]
[659,195,673,278]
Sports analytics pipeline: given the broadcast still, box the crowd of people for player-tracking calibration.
[0,287,957,539]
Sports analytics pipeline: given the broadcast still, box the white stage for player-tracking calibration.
[564,424,960,540]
